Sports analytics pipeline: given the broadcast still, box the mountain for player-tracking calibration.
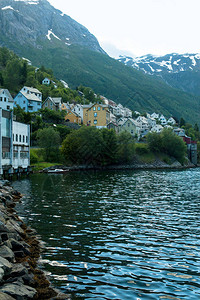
[118,53,200,97]
[0,0,200,125]
[0,0,104,54]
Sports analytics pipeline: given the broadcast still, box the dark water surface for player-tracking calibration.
[12,169,200,299]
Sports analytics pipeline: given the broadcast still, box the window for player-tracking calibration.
[23,135,25,143]
[93,107,96,111]
[4,97,6,102]
[23,101,26,104]
[128,123,130,127]
[2,152,10,159]
[13,152,18,159]
[26,136,28,143]
[94,120,97,124]
[7,106,10,110]
[13,134,14,141]
[94,112,97,117]
[0,97,2,101]
[19,135,21,142]
[98,107,101,111]
[16,134,18,142]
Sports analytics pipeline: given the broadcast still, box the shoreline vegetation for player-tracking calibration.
[34,156,198,174]
[31,126,196,173]
[0,181,68,299]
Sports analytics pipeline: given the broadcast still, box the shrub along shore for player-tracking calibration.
[0,181,68,300]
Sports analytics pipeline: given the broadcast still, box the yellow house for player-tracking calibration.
[83,103,110,128]
[65,111,81,124]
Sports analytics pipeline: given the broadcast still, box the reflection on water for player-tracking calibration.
[13,169,200,299]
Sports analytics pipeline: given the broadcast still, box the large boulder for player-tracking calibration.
[0,246,15,262]
[0,292,15,299]
[0,283,37,300]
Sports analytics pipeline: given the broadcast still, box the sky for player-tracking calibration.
[48,0,200,58]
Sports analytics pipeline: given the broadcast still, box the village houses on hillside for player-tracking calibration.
[0,84,198,178]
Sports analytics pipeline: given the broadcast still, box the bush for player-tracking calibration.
[147,128,187,163]
[61,127,135,166]
[116,131,135,164]
[30,150,39,164]
[135,143,149,155]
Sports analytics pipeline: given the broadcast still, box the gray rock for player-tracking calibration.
[0,267,5,282]
[21,273,34,286]
[0,221,9,233]
[0,246,15,262]
[0,257,12,275]
[1,283,37,300]
[9,264,28,278]
[0,292,15,300]
[4,240,12,249]
[10,239,30,253]
[5,220,24,235]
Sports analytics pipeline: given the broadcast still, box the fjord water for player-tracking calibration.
[13,169,200,299]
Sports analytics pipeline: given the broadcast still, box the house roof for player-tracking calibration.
[23,86,42,94]
[0,89,14,102]
[43,97,62,106]
[51,97,62,104]
[66,110,80,118]
[20,91,42,102]
[122,118,140,127]
[107,121,118,127]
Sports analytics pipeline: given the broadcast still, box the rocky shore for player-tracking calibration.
[43,157,198,173]
[0,180,68,300]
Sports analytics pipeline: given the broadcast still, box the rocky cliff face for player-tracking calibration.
[0,0,105,53]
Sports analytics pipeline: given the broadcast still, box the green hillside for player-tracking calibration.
[15,40,200,124]
[1,41,200,125]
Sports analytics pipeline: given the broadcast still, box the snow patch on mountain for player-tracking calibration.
[2,6,14,10]
[46,30,61,41]
[118,53,200,75]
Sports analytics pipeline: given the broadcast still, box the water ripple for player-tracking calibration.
[13,168,200,299]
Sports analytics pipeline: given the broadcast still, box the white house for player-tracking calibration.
[124,107,132,118]
[159,114,167,125]
[110,112,117,123]
[72,104,84,120]
[113,104,125,117]
[173,127,185,137]
[0,108,30,177]
[0,89,14,111]
[42,78,51,85]
[13,121,30,172]
[151,112,159,119]
[167,117,176,126]
[147,117,157,129]
[151,124,163,133]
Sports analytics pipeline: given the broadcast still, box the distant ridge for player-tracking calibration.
[118,53,200,97]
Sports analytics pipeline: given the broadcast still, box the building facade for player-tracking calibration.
[14,87,42,112]
[42,97,62,111]
[83,103,110,128]
[0,109,30,177]
[0,89,14,111]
